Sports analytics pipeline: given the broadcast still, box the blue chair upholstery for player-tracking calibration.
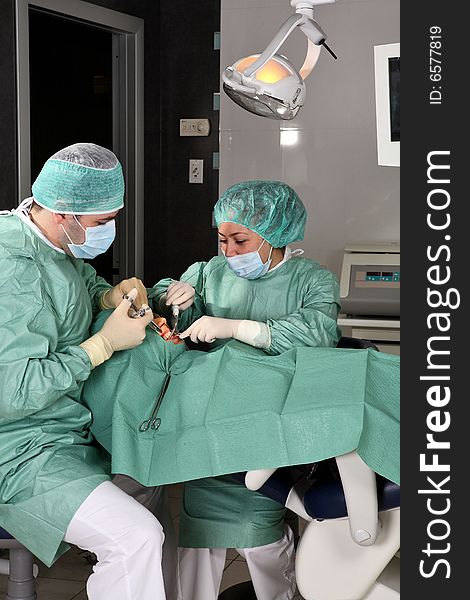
[302,467,400,520]
[0,528,37,600]
[0,527,14,539]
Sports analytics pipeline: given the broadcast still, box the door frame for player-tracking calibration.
[15,0,145,278]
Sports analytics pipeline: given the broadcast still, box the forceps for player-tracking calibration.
[139,373,171,432]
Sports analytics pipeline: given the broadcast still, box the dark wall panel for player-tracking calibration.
[0,0,17,209]
[153,1,220,283]
[93,0,221,283]
[0,0,220,286]
[83,0,163,285]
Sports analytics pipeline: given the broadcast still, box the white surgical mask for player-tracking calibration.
[225,239,273,280]
[62,215,115,259]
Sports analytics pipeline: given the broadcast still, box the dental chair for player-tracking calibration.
[219,337,400,600]
[0,528,38,600]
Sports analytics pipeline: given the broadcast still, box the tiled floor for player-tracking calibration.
[0,483,256,600]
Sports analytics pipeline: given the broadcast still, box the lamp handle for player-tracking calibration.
[299,17,327,44]
[243,13,305,78]
[243,13,328,80]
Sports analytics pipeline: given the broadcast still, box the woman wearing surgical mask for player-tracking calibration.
[152,180,341,600]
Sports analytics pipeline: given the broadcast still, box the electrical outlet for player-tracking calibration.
[189,159,203,184]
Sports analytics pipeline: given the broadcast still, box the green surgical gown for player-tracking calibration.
[151,255,342,548]
[0,214,111,566]
[151,255,341,354]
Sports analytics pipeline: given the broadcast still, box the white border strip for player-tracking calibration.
[374,43,400,167]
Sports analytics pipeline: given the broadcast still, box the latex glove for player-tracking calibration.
[101,277,148,310]
[165,280,195,310]
[179,316,241,344]
[81,288,153,368]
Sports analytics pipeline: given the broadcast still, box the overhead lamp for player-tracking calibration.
[222,0,337,120]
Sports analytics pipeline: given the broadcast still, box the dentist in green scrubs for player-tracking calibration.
[0,143,167,600]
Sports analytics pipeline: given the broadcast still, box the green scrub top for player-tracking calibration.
[151,254,342,549]
[0,213,111,566]
[151,254,341,354]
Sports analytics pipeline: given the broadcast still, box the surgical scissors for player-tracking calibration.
[139,373,171,432]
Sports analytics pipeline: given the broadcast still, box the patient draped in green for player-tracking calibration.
[82,310,400,487]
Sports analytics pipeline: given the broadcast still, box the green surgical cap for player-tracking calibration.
[214,180,306,247]
[31,143,125,214]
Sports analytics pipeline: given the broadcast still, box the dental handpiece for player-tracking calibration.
[170,305,180,334]
[122,294,152,319]
[131,305,151,318]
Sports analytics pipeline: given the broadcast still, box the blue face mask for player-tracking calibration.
[62,216,116,259]
[225,239,274,280]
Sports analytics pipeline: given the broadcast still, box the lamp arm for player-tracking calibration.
[299,38,322,79]
[243,13,305,78]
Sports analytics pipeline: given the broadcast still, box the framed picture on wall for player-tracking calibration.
[374,43,400,167]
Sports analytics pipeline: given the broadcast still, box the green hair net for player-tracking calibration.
[31,143,124,214]
[214,180,306,247]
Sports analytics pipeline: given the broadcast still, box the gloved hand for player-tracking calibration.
[99,289,153,350]
[101,277,148,310]
[180,317,271,348]
[80,288,153,368]
[179,316,241,344]
[165,280,195,310]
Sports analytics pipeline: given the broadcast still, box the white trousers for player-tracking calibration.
[177,526,296,600]
[113,474,177,600]
[64,481,166,600]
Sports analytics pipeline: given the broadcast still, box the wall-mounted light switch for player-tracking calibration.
[180,119,211,136]
[189,159,204,184]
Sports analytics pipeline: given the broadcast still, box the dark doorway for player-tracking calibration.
[29,9,117,283]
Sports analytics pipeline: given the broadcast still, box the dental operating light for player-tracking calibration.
[222,0,337,120]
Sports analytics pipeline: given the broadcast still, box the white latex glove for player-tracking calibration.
[179,316,241,344]
[81,288,153,368]
[101,277,148,310]
[165,280,195,310]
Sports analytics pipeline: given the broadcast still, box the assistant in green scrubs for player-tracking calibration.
[154,180,341,600]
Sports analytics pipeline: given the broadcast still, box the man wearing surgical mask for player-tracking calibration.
[0,143,168,600]
[152,180,341,600]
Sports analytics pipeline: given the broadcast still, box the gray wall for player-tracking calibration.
[219,0,400,277]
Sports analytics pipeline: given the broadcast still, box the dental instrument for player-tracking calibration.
[139,373,171,432]
[170,305,180,335]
